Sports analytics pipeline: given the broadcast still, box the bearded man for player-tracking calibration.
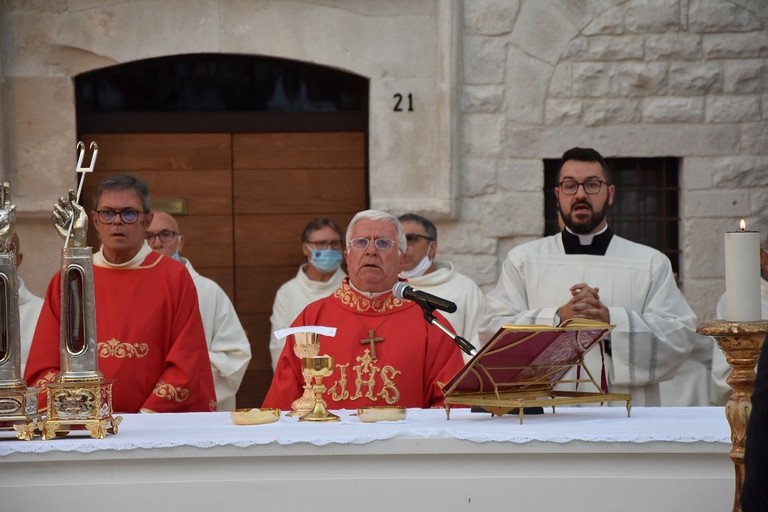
[477,147,698,406]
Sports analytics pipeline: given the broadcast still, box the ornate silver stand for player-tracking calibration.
[0,186,41,440]
[39,248,121,439]
[38,142,120,439]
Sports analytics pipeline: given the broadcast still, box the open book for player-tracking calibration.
[442,319,631,422]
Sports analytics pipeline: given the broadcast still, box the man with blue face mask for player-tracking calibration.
[147,211,252,411]
[268,218,346,370]
[398,213,485,361]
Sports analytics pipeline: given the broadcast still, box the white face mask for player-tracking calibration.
[400,254,432,279]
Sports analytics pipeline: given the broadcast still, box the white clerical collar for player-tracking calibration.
[565,225,608,246]
[93,242,152,268]
[348,281,388,299]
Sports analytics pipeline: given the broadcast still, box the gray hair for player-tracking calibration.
[397,213,438,241]
[93,173,151,212]
[346,209,406,252]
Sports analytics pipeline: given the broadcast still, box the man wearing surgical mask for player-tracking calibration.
[398,213,485,361]
[268,218,346,370]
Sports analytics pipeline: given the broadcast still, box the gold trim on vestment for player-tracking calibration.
[97,338,149,358]
[333,280,406,313]
[152,380,189,403]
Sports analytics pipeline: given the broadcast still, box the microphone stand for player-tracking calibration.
[419,305,476,357]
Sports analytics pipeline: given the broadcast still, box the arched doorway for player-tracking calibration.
[75,54,369,407]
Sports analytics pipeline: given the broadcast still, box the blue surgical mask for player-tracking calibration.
[309,249,343,273]
[171,251,182,262]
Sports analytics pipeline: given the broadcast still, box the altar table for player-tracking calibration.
[0,407,733,512]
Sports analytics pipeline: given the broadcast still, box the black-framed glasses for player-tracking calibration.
[96,209,142,224]
[558,179,607,195]
[145,230,179,243]
[405,233,434,245]
[348,237,397,251]
[305,239,343,250]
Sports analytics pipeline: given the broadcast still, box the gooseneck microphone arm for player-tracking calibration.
[420,305,477,357]
[392,282,476,357]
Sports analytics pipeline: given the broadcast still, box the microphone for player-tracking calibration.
[392,282,457,314]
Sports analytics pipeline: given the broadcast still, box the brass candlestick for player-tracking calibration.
[290,331,320,417]
[299,355,339,422]
[698,320,768,512]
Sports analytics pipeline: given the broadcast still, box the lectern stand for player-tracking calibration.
[444,319,631,424]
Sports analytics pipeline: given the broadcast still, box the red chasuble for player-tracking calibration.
[25,252,217,413]
[262,278,465,410]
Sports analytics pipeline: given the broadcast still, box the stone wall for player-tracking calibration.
[443,0,768,322]
[1,0,767,323]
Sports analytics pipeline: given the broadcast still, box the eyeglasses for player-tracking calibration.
[305,239,343,250]
[405,233,434,245]
[145,230,179,243]
[348,237,397,251]
[558,179,607,195]
[96,209,142,224]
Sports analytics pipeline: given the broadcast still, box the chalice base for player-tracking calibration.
[40,379,122,440]
[299,400,340,422]
[289,386,316,417]
[0,386,42,441]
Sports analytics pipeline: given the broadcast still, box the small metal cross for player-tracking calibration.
[360,329,384,360]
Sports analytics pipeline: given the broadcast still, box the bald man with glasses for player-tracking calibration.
[263,209,464,410]
[146,211,251,411]
[26,174,216,414]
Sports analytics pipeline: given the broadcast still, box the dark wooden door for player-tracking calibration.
[79,131,366,407]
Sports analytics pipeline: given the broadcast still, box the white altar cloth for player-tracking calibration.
[0,406,729,455]
[0,407,734,512]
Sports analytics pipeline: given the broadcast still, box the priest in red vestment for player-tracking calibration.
[25,174,216,413]
[263,209,465,410]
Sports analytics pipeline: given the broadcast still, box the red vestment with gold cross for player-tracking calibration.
[263,278,465,410]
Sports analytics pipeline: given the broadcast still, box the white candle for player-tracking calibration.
[724,220,761,321]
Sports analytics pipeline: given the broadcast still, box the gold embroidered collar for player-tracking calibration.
[333,278,406,314]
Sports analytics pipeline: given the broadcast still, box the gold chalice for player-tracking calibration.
[290,332,320,417]
[299,355,340,422]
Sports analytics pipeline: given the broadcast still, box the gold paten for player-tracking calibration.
[0,183,42,440]
[356,406,407,423]
[697,319,768,512]
[231,408,280,425]
[39,142,121,439]
[299,355,340,422]
[290,331,320,416]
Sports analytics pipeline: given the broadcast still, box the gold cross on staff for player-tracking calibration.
[360,329,384,360]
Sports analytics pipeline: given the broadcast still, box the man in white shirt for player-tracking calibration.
[478,147,698,406]
[268,218,346,369]
[147,211,252,411]
[397,213,484,361]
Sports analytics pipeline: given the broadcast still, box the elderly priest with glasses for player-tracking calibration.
[478,147,698,407]
[25,173,217,413]
[263,209,465,410]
